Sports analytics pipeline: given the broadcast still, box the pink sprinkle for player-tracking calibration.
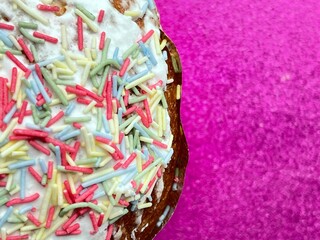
[76,85,104,102]
[18,100,28,124]
[55,230,81,236]
[135,183,143,194]
[76,98,104,107]
[46,111,64,127]
[72,122,82,129]
[9,136,33,141]
[131,180,137,188]
[124,90,129,106]
[28,167,43,185]
[113,162,122,170]
[14,129,48,138]
[0,181,6,187]
[63,190,73,204]
[143,99,152,124]
[66,86,87,96]
[97,213,104,227]
[71,141,81,160]
[44,137,75,153]
[157,168,162,178]
[65,166,93,174]
[135,107,149,127]
[142,156,154,170]
[0,22,14,30]
[6,234,29,240]
[148,80,163,90]
[61,147,67,166]
[47,161,53,179]
[99,32,106,50]
[17,38,34,62]
[10,67,17,93]
[119,132,124,143]
[33,31,58,44]
[66,223,80,234]
[45,206,55,228]
[35,64,44,84]
[77,16,84,51]
[97,10,105,23]
[105,224,114,240]
[37,4,60,12]
[119,58,130,77]
[75,184,98,203]
[106,80,112,120]
[123,105,137,117]
[29,140,51,155]
[122,152,137,169]
[6,193,40,207]
[153,140,168,149]
[6,51,29,72]
[140,30,154,43]
[62,212,79,230]
[89,211,98,234]
[27,212,41,227]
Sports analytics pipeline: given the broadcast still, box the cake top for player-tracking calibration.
[0,0,174,239]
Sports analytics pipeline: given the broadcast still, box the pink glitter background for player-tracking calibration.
[155,0,320,239]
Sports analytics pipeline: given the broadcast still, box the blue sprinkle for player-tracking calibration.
[93,189,105,200]
[39,159,48,174]
[112,75,118,97]
[65,101,76,116]
[25,88,37,104]
[148,0,156,10]
[26,123,52,132]
[126,69,149,83]
[60,130,81,141]
[93,131,112,140]
[141,2,149,16]
[164,149,174,164]
[150,145,164,159]
[29,55,65,70]
[113,47,119,61]
[8,159,35,170]
[55,146,61,165]
[133,123,149,138]
[163,51,168,61]
[0,206,13,228]
[0,30,13,48]
[55,125,73,139]
[102,114,110,133]
[122,169,137,185]
[3,105,17,124]
[118,108,123,125]
[33,71,52,104]
[20,168,27,199]
[95,157,102,168]
[120,136,126,156]
[30,79,40,95]
[19,205,33,214]
[116,84,124,100]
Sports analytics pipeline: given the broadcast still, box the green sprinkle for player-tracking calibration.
[21,78,31,88]
[41,68,68,106]
[31,105,40,124]
[175,168,180,178]
[30,45,39,62]
[161,94,168,109]
[0,196,9,207]
[59,202,103,217]
[101,38,111,61]
[58,75,75,80]
[171,55,182,73]
[0,48,22,55]
[128,95,147,104]
[134,158,162,181]
[38,111,50,119]
[75,9,98,32]
[115,75,124,85]
[132,48,140,59]
[96,108,102,131]
[91,76,100,88]
[48,143,56,153]
[89,59,120,78]
[119,115,136,130]
[41,175,47,186]
[18,21,38,29]
[138,123,162,141]
[119,98,127,112]
[13,0,49,25]
[136,137,141,150]
[133,130,140,148]
[129,134,133,153]
[56,80,76,86]
[122,43,139,59]
[98,66,110,95]
[132,87,141,96]
[75,4,96,21]
[43,104,51,112]
[19,28,45,44]
[0,189,8,198]
[64,116,91,123]
[76,158,98,165]
[40,116,51,128]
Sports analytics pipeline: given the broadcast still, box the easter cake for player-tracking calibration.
[0,0,187,239]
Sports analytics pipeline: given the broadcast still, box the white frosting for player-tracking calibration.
[0,0,174,239]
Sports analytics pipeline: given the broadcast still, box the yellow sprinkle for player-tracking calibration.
[81,127,91,154]
[75,9,98,32]
[160,39,167,50]
[66,153,76,167]
[16,88,22,108]
[113,114,119,144]
[137,56,148,65]
[81,167,113,182]
[35,227,45,240]
[96,142,115,154]
[0,160,17,168]
[51,125,69,133]
[110,208,128,219]
[154,31,161,55]
[83,100,96,114]
[124,10,141,17]
[1,228,6,240]
[81,63,91,85]
[136,150,142,173]
[0,141,15,152]
[91,37,97,60]
[99,155,113,167]
[61,49,77,72]
[127,59,138,72]
[39,184,53,222]
[176,85,181,100]
[141,166,159,193]
[150,93,163,114]
[125,72,155,90]
[0,141,26,158]
[6,174,13,191]
[6,223,24,235]
[13,0,49,25]
[77,60,96,67]
[167,78,174,84]
[56,173,63,206]
[157,106,163,137]
[88,133,96,152]
[90,151,107,157]
[61,24,68,50]
[20,225,41,232]
[11,151,27,157]
[84,48,92,61]
[56,68,74,76]
[13,209,27,222]
[107,180,119,196]
[12,71,23,101]
[109,118,115,134]
[125,136,130,150]
[140,136,153,144]
[138,83,152,94]
[98,202,108,212]
[124,116,141,135]
[53,60,69,69]
[67,174,76,194]
[138,202,152,210]
[103,204,113,223]
[162,107,167,132]
[9,185,20,195]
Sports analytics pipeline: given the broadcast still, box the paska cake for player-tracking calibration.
[0,0,187,239]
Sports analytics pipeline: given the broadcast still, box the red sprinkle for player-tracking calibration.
[77,16,84,51]
[123,105,137,116]
[14,129,49,138]
[142,156,154,170]
[75,184,98,203]
[119,58,130,77]
[55,230,81,236]
[0,22,14,30]
[97,10,105,23]
[135,107,149,127]
[5,51,29,72]
[45,206,55,228]
[122,152,137,169]
[33,31,58,44]
[140,30,154,43]
[63,180,75,202]
[124,90,129,106]
[149,80,163,90]
[10,67,17,93]
[9,136,33,141]
[63,189,73,204]
[6,193,40,207]
[153,140,168,149]
[76,97,104,107]
[89,211,98,234]
[37,4,60,12]
[65,165,93,174]
[6,235,29,240]
[17,38,34,62]
[18,100,28,124]
[28,167,43,185]
[99,32,106,50]
[97,213,104,227]
[144,99,152,124]
[13,110,32,119]
[66,86,87,96]
[47,161,53,179]
[29,140,50,155]
[60,147,67,166]
[35,64,44,84]
[113,162,122,170]
[72,122,82,129]
[66,223,80,234]
[135,183,143,194]
[106,80,112,120]
[0,181,7,187]
[76,85,104,102]
[62,212,79,230]
[105,224,114,240]
[46,110,64,127]
[71,141,81,160]
[44,137,75,153]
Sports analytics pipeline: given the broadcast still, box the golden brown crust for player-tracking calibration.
[113,31,188,240]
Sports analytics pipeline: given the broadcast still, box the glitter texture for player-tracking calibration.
[156,0,320,239]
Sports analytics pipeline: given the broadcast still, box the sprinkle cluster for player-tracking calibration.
[0,0,175,239]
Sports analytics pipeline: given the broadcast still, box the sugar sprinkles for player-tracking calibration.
[0,0,174,239]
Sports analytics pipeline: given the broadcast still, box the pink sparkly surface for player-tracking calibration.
[156,0,320,239]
